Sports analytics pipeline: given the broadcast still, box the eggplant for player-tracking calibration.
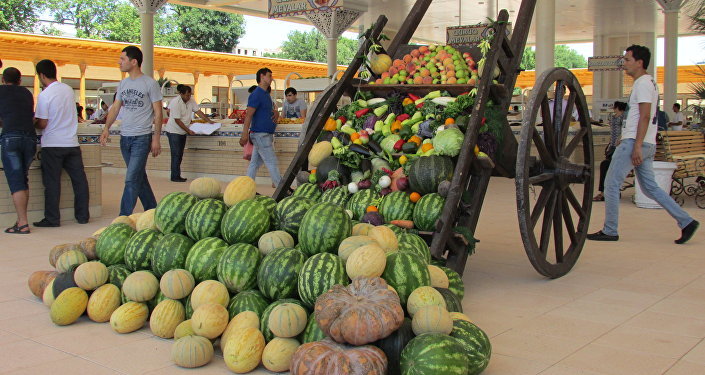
[367,139,383,155]
[349,144,372,157]
[360,159,372,175]
[315,156,351,185]
[318,131,334,142]
[338,132,351,146]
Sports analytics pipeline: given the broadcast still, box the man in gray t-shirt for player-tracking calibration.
[100,46,163,216]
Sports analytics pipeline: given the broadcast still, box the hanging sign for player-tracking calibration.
[588,56,624,71]
[446,23,511,47]
[268,0,343,19]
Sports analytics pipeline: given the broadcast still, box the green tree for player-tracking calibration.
[94,3,180,47]
[172,5,245,53]
[520,45,587,70]
[264,29,359,65]
[0,0,45,32]
[45,0,116,39]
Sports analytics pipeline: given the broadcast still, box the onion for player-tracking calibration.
[378,175,391,188]
[347,182,359,194]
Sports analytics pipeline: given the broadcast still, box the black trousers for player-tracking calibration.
[40,147,90,224]
[598,157,611,193]
[167,132,187,180]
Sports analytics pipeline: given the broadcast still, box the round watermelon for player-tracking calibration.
[297,253,348,308]
[292,183,321,201]
[439,266,465,300]
[434,287,463,313]
[123,228,162,271]
[275,195,315,237]
[450,320,491,375]
[254,195,277,228]
[382,251,431,306]
[220,199,270,244]
[257,247,306,300]
[412,193,445,231]
[398,233,431,264]
[155,192,199,234]
[298,202,352,256]
[185,198,228,241]
[401,333,470,375]
[408,155,455,195]
[151,233,195,277]
[379,191,414,223]
[319,186,351,207]
[107,264,131,290]
[227,289,270,319]
[217,243,261,293]
[346,189,379,220]
[184,237,228,282]
[300,313,326,344]
[96,223,136,266]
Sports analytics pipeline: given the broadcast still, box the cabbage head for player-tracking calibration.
[432,128,464,157]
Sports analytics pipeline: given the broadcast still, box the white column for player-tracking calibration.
[487,0,497,20]
[663,8,679,117]
[535,0,555,84]
[140,11,155,78]
[327,37,337,78]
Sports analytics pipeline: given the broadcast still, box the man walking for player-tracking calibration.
[588,45,698,244]
[100,46,163,216]
[33,60,90,227]
[239,67,282,188]
[0,67,37,233]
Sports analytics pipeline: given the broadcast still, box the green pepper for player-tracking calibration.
[374,120,384,133]
[399,125,412,139]
[340,125,356,135]
[330,137,343,149]
[384,113,396,126]
[382,124,392,137]
[308,172,317,184]
[373,105,389,117]
[402,141,418,154]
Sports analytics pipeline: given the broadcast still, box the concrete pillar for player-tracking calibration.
[663,8,679,117]
[192,71,200,102]
[227,73,235,115]
[140,12,155,78]
[535,0,555,84]
[79,63,87,112]
[33,73,40,107]
[487,0,497,20]
[327,38,337,78]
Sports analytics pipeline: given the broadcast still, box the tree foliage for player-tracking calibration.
[172,5,245,52]
[45,0,116,39]
[0,0,45,33]
[93,3,180,47]
[264,29,359,65]
[520,45,587,70]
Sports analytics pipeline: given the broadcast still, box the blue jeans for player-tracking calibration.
[120,134,157,216]
[602,138,694,236]
[246,132,281,186]
[1,132,36,193]
[166,132,187,180]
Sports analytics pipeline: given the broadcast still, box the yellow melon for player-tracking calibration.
[74,261,108,290]
[189,177,222,199]
[308,141,333,167]
[346,244,386,279]
[428,265,450,288]
[450,312,472,323]
[92,226,107,238]
[150,299,186,338]
[159,269,195,300]
[262,337,300,372]
[191,303,229,339]
[407,286,446,317]
[221,311,260,351]
[223,176,256,206]
[268,303,307,338]
[223,327,265,373]
[50,287,88,326]
[87,283,121,323]
[128,212,142,224]
[412,305,453,335]
[367,225,398,253]
[110,301,149,333]
[174,319,195,340]
[190,280,229,310]
[111,215,136,229]
[172,335,214,368]
[136,209,157,231]
[337,235,377,262]
[351,222,374,236]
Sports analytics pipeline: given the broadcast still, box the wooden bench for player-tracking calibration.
[655,130,705,207]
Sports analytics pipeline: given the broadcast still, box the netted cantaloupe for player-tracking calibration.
[407,286,447,317]
[172,335,214,368]
[74,261,108,290]
[367,226,398,253]
[112,215,136,229]
[428,265,450,288]
[189,177,222,199]
[55,250,87,273]
[159,269,195,300]
[267,303,307,338]
[136,209,157,231]
[346,244,386,279]
[122,270,159,302]
[411,305,453,335]
[337,235,377,262]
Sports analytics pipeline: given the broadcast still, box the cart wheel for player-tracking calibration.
[516,68,593,278]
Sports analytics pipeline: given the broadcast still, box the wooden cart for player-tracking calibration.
[273,0,594,279]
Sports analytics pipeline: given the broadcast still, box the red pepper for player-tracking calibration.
[355,108,370,118]
[396,114,410,122]
[416,102,424,109]
[393,139,405,152]
[338,116,347,123]
[408,93,420,101]
[481,117,487,126]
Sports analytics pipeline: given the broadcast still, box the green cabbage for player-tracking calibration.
[432,128,464,157]
[380,135,401,154]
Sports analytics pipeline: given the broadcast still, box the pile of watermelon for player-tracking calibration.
[28,176,491,372]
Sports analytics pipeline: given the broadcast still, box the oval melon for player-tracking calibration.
[87,283,121,323]
[50,287,88,326]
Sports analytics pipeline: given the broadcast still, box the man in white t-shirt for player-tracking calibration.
[32,59,90,227]
[588,45,698,244]
[668,103,684,131]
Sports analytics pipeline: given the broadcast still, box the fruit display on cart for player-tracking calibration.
[28,174,491,374]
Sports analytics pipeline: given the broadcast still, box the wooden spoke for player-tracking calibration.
[560,90,577,151]
[563,127,588,158]
[562,194,578,244]
[539,188,557,255]
[529,172,554,185]
[532,127,556,168]
[564,187,586,220]
[552,190,564,263]
[540,97,557,156]
[530,183,553,229]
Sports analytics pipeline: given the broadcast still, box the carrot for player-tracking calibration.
[390,220,414,229]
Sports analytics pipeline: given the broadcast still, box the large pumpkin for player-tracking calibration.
[290,338,387,375]
[315,277,404,346]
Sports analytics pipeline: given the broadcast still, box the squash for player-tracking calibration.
[406,286,446,317]
[308,141,333,167]
[111,215,136,229]
[49,243,80,267]
[337,235,377,262]
[122,270,159,302]
[223,327,266,373]
[268,303,307,338]
[87,283,121,322]
[346,244,386,279]
[189,177,222,198]
[315,156,350,185]
[110,301,149,333]
[150,299,186,338]
[434,287,463,313]
[172,335,214,368]
[55,249,87,273]
[78,237,98,260]
[50,287,88,326]
[191,303,229,339]
[373,318,414,375]
[290,338,387,375]
[351,222,374,236]
[52,264,79,298]
[173,319,195,340]
[367,226,398,253]
[159,269,195,300]
[73,261,108,290]
[370,53,392,75]
[258,230,295,255]
[428,265,450,288]
[450,311,472,322]
[223,176,256,206]
[315,277,404,346]
[411,305,453,335]
[190,280,229,310]
[262,337,300,372]
[135,209,157,231]
[28,270,58,298]
[221,311,260,351]
[43,279,56,307]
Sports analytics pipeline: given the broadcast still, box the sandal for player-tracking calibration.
[5,223,30,234]
[592,193,605,201]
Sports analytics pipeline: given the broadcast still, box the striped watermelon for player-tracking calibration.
[382,251,431,305]
[257,247,306,300]
[297,253,348,308]
[255,195,277,228]
[439,266,464,300]
[412,193,445,231]
[408,155,455,195]
[184,294,193,319]
[107,264,131,289]
[124,229,162,271]
[155,192,199,234]
[385,223,407,236]
[298,202,352,256]
[227,290,270,319]
[346,189,379,220]
[217,243,261,293]
[379,191,414,223]
[260,299,308,343]
[398,233,431,264]
[434,287,463,313]
[185,198,228,241]
[319,186,350,206]
[96,223,136,266]
[275,196,315,237]
[292,183,321,201]
[300,313,326,343]
[400,333,470,375]
[151,233,195,277]
[450,320,491,374]
[184,237,228,282]
[220,199,270,245]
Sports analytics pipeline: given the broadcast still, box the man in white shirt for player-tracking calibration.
[33,59,90,227]
[588,45,698,244]
[668,103,684,131]
[90,102,109,121]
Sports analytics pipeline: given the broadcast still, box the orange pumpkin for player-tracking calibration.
[314,277,404,346]
[290,338,387,375]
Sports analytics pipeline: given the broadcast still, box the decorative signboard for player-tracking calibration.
[446,23,511,47]
[587,55,624,71]
[268,0,343,19]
